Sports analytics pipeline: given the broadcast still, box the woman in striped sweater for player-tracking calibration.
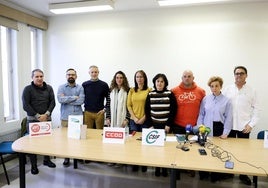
[145,73,177,177]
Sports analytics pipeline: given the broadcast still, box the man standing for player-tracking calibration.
[223,66,259,186]
[57,68,84,166]
[22,69,56,175]
[171,70,206,133]
[82,65,109,129]
[171,70,205,178]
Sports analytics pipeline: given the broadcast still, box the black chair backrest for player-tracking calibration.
[21,117,27,137]
[257,130,265,140]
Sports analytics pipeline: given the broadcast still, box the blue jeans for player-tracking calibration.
[129,119,149,132]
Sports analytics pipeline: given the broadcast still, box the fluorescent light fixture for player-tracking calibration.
[158,0,232,6]
[49,0,114,14]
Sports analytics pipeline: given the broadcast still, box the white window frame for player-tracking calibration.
[30,27,43,70]
[1,26,18,122]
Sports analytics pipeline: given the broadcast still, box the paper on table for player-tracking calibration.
[165,136,177,142]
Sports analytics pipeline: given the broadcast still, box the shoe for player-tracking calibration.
[187,170,195,177]
[162,168,168,177]
[155,167,160,177]
[43,160,56,168]
[199,171,209,180]
[63,158,70,167]
[141,166,147,172]
[176,170,181,180]
[31,165,39,175]
[132,165,139,172]
[114,164,122,168]
[211,172,220,183]
[239,175,251,185]
[221,173,234,180]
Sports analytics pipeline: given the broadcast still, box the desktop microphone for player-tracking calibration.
[204,127,211,142]
[195,124,207,146]
[199,125,206,134]
[192,125,199,135]
[185,124,192,141]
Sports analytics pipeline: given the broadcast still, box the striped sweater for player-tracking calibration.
[145,90,177,129]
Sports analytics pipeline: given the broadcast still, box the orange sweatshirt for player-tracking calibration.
[171,82,205,127]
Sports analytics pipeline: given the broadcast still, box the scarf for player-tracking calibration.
[110,88,127,127]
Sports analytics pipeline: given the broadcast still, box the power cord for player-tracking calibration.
[205,140,268,177]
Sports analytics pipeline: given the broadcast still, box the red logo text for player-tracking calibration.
[105,131,123,139]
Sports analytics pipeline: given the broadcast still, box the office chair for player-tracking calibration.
[0,141,16,185]
[257,130,265,140]
[21,117,27,137]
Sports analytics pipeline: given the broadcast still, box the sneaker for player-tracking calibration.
[63,158,70,167]
[132,165,139,172]
[187,170,196,177]
[162,168,168,177]
[155,167,161,177]
[239,175,251,185]
[141,166,147,172]
[114,164,122,168]
[43,160,56,168]
[31,165,39,175]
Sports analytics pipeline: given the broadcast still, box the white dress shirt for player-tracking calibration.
[223,83,259,131]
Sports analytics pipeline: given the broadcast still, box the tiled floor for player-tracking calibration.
[1,157,267,188]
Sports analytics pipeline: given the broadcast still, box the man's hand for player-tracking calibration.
[38,114,48,122]
[242,124,252,134]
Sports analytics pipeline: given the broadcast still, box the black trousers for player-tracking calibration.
[199,121,224,181]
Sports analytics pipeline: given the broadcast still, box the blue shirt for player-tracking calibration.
[57,83,85,120]
[197,93,233,136]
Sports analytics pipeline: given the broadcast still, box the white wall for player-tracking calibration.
[47,2,268,138]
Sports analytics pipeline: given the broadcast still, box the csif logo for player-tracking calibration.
[146,130,160,144]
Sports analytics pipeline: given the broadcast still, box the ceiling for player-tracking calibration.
[1,0,265,17]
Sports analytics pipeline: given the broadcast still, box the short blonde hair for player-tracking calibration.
[207,76,223,87]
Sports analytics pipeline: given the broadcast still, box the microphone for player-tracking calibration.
[195,124,207,146]
[198,125,206,134]
[185,124,192,141]
[204,127,211,142]
[192,125,199,135]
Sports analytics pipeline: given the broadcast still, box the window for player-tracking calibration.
[1,26,17,122]
[30,27,43,70]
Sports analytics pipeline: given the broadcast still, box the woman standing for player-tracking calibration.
[127,70,151,172]
[145,73,177,177]
[106,71,130,128]
[197,76,233,182]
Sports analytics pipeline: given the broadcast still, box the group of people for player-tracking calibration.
[21,65,259,186]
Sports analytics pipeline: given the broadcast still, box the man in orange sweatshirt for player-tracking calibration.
[172,70,206,134]
[171,70,205,178]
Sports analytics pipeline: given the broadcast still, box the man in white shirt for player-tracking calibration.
[223,66,259,186]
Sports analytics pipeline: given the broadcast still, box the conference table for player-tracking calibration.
[12,127,268,188]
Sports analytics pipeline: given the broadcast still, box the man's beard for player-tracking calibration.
[68,78,75,84]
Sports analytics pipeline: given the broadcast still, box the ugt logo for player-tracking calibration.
[146,130,160,144]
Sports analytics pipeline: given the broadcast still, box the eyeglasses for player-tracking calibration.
[66,74,76,76]
[234,72,246,76]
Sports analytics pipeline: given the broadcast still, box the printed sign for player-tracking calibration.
[264,130,268,148]
[103,127,126,144]
[67,115,84,139]
[142,128,165,146]
[29,121,52,137]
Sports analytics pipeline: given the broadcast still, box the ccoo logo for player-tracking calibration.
[105,131,123,139]
[146,130,160,144]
